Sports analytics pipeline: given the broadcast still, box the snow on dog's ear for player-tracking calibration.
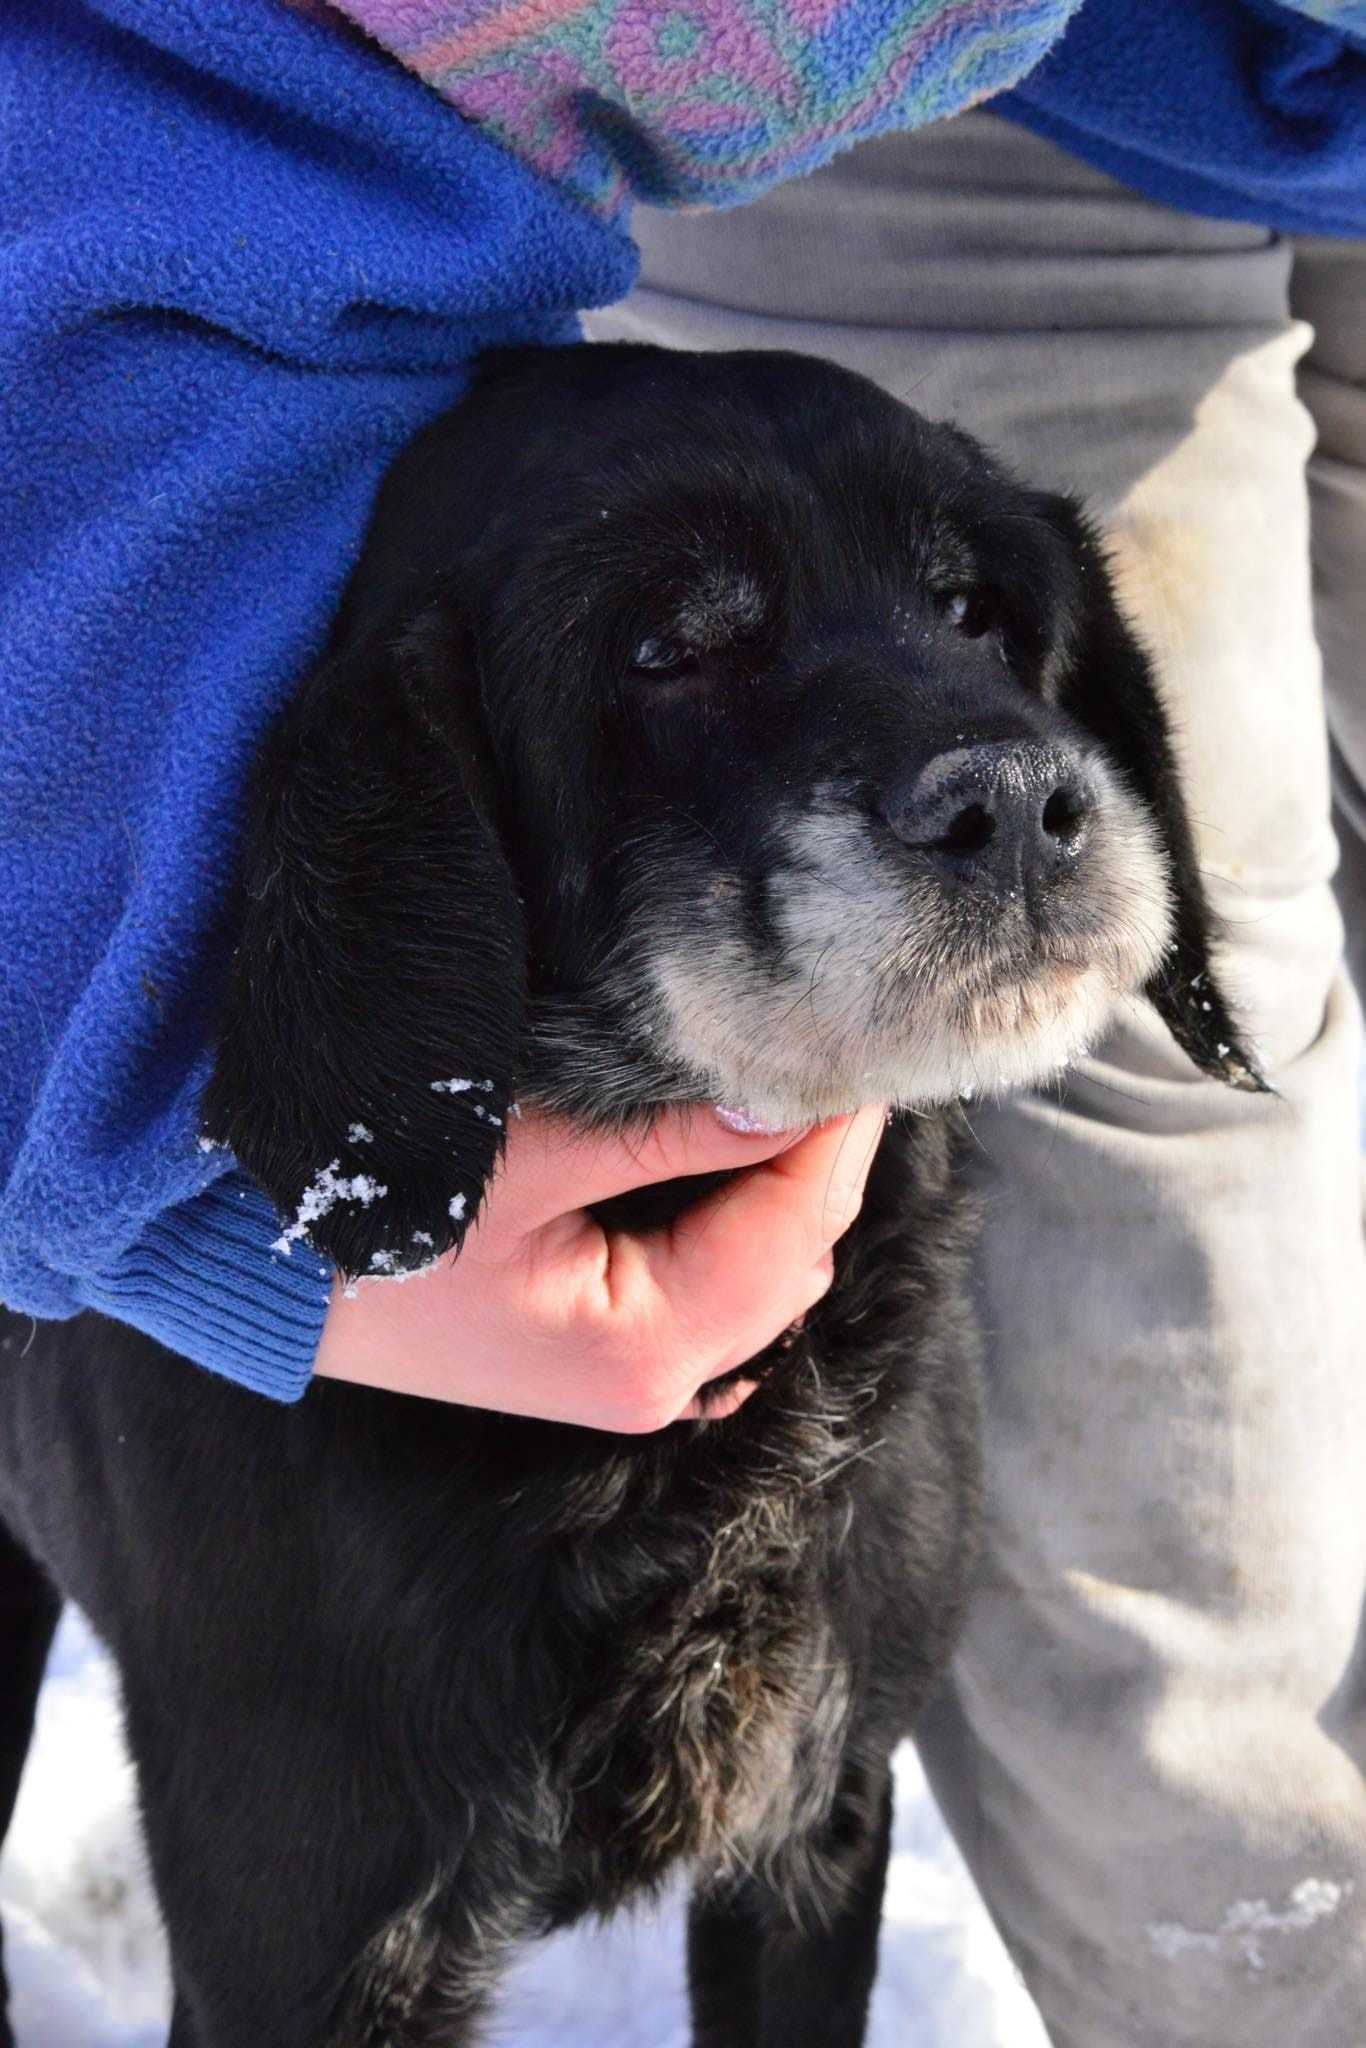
[202,602,525,1278]
[1038,493,1268,1093]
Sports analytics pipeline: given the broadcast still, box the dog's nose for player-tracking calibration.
[881,743,1094,886]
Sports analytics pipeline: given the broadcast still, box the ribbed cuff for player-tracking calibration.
[78,1172,332,1402]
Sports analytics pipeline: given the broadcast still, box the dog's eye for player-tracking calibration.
[629,635,696,678]
[940,589,994,638]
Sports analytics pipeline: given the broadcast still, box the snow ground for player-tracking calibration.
[1,1609,1048,2046]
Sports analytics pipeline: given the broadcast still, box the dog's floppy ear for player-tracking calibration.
[202,602,525,1278]
[1038,494,1268,1093]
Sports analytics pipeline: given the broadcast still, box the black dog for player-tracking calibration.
[0,345,1258,2048]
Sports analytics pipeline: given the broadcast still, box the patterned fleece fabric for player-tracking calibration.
[329,0,1366,232]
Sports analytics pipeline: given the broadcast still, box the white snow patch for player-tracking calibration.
[346,1123,374,1146]
[364,1249,440,1285]
[2,1905,161,2048]
[1148,1877,1353,1973]
[0,1616,168,2038]
[270,1160,388,1256]
[430,1078,495,1096]
[195,1134,226,1154]
[1147,1922,1222,1963]
[448,1193,467,1223]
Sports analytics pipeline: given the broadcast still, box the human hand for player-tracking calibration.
[313,1103,886,1430]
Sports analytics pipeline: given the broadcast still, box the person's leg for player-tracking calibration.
[588,117,1366,2046]
[1293,240,1366,997]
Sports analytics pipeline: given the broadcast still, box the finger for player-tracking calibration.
[668,1104,884,1289]
[805,1102,888,1245]
[482,1102,811,1237]
[634,1110,879,1370]
[679,1377,760,1423]
[697,1250,838,1381]
[564,1227,836,1434]
[646,1214,842,1406]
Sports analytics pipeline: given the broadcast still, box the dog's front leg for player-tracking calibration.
[167,1993,202,2048]
[687,1750,895,2048]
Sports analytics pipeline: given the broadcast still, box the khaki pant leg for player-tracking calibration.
[589,115,1366,2047]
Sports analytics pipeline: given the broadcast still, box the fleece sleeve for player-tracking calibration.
[996,0,1366,240]
[0,0,635,1400]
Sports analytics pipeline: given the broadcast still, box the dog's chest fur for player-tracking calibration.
[342,1117,981,2042]
[551,1350,867,1893]
[352,1426,905,2048]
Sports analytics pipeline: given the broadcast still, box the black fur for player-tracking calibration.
[0,345,1256,2047]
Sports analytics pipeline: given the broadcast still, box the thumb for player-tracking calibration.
[484,1103,812,1236]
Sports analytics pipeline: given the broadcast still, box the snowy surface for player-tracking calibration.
[1,1608,1048,2047]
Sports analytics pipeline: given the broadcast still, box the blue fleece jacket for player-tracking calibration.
[1000,0,1366,239]
[0,0,637,1397]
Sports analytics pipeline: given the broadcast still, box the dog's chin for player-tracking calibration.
[891,958,1122,1107]
[696,958,1122,1128]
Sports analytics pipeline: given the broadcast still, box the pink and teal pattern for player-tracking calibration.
[328,0,1084,213]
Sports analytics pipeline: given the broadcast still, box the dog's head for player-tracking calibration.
[204,345,1260,1275]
